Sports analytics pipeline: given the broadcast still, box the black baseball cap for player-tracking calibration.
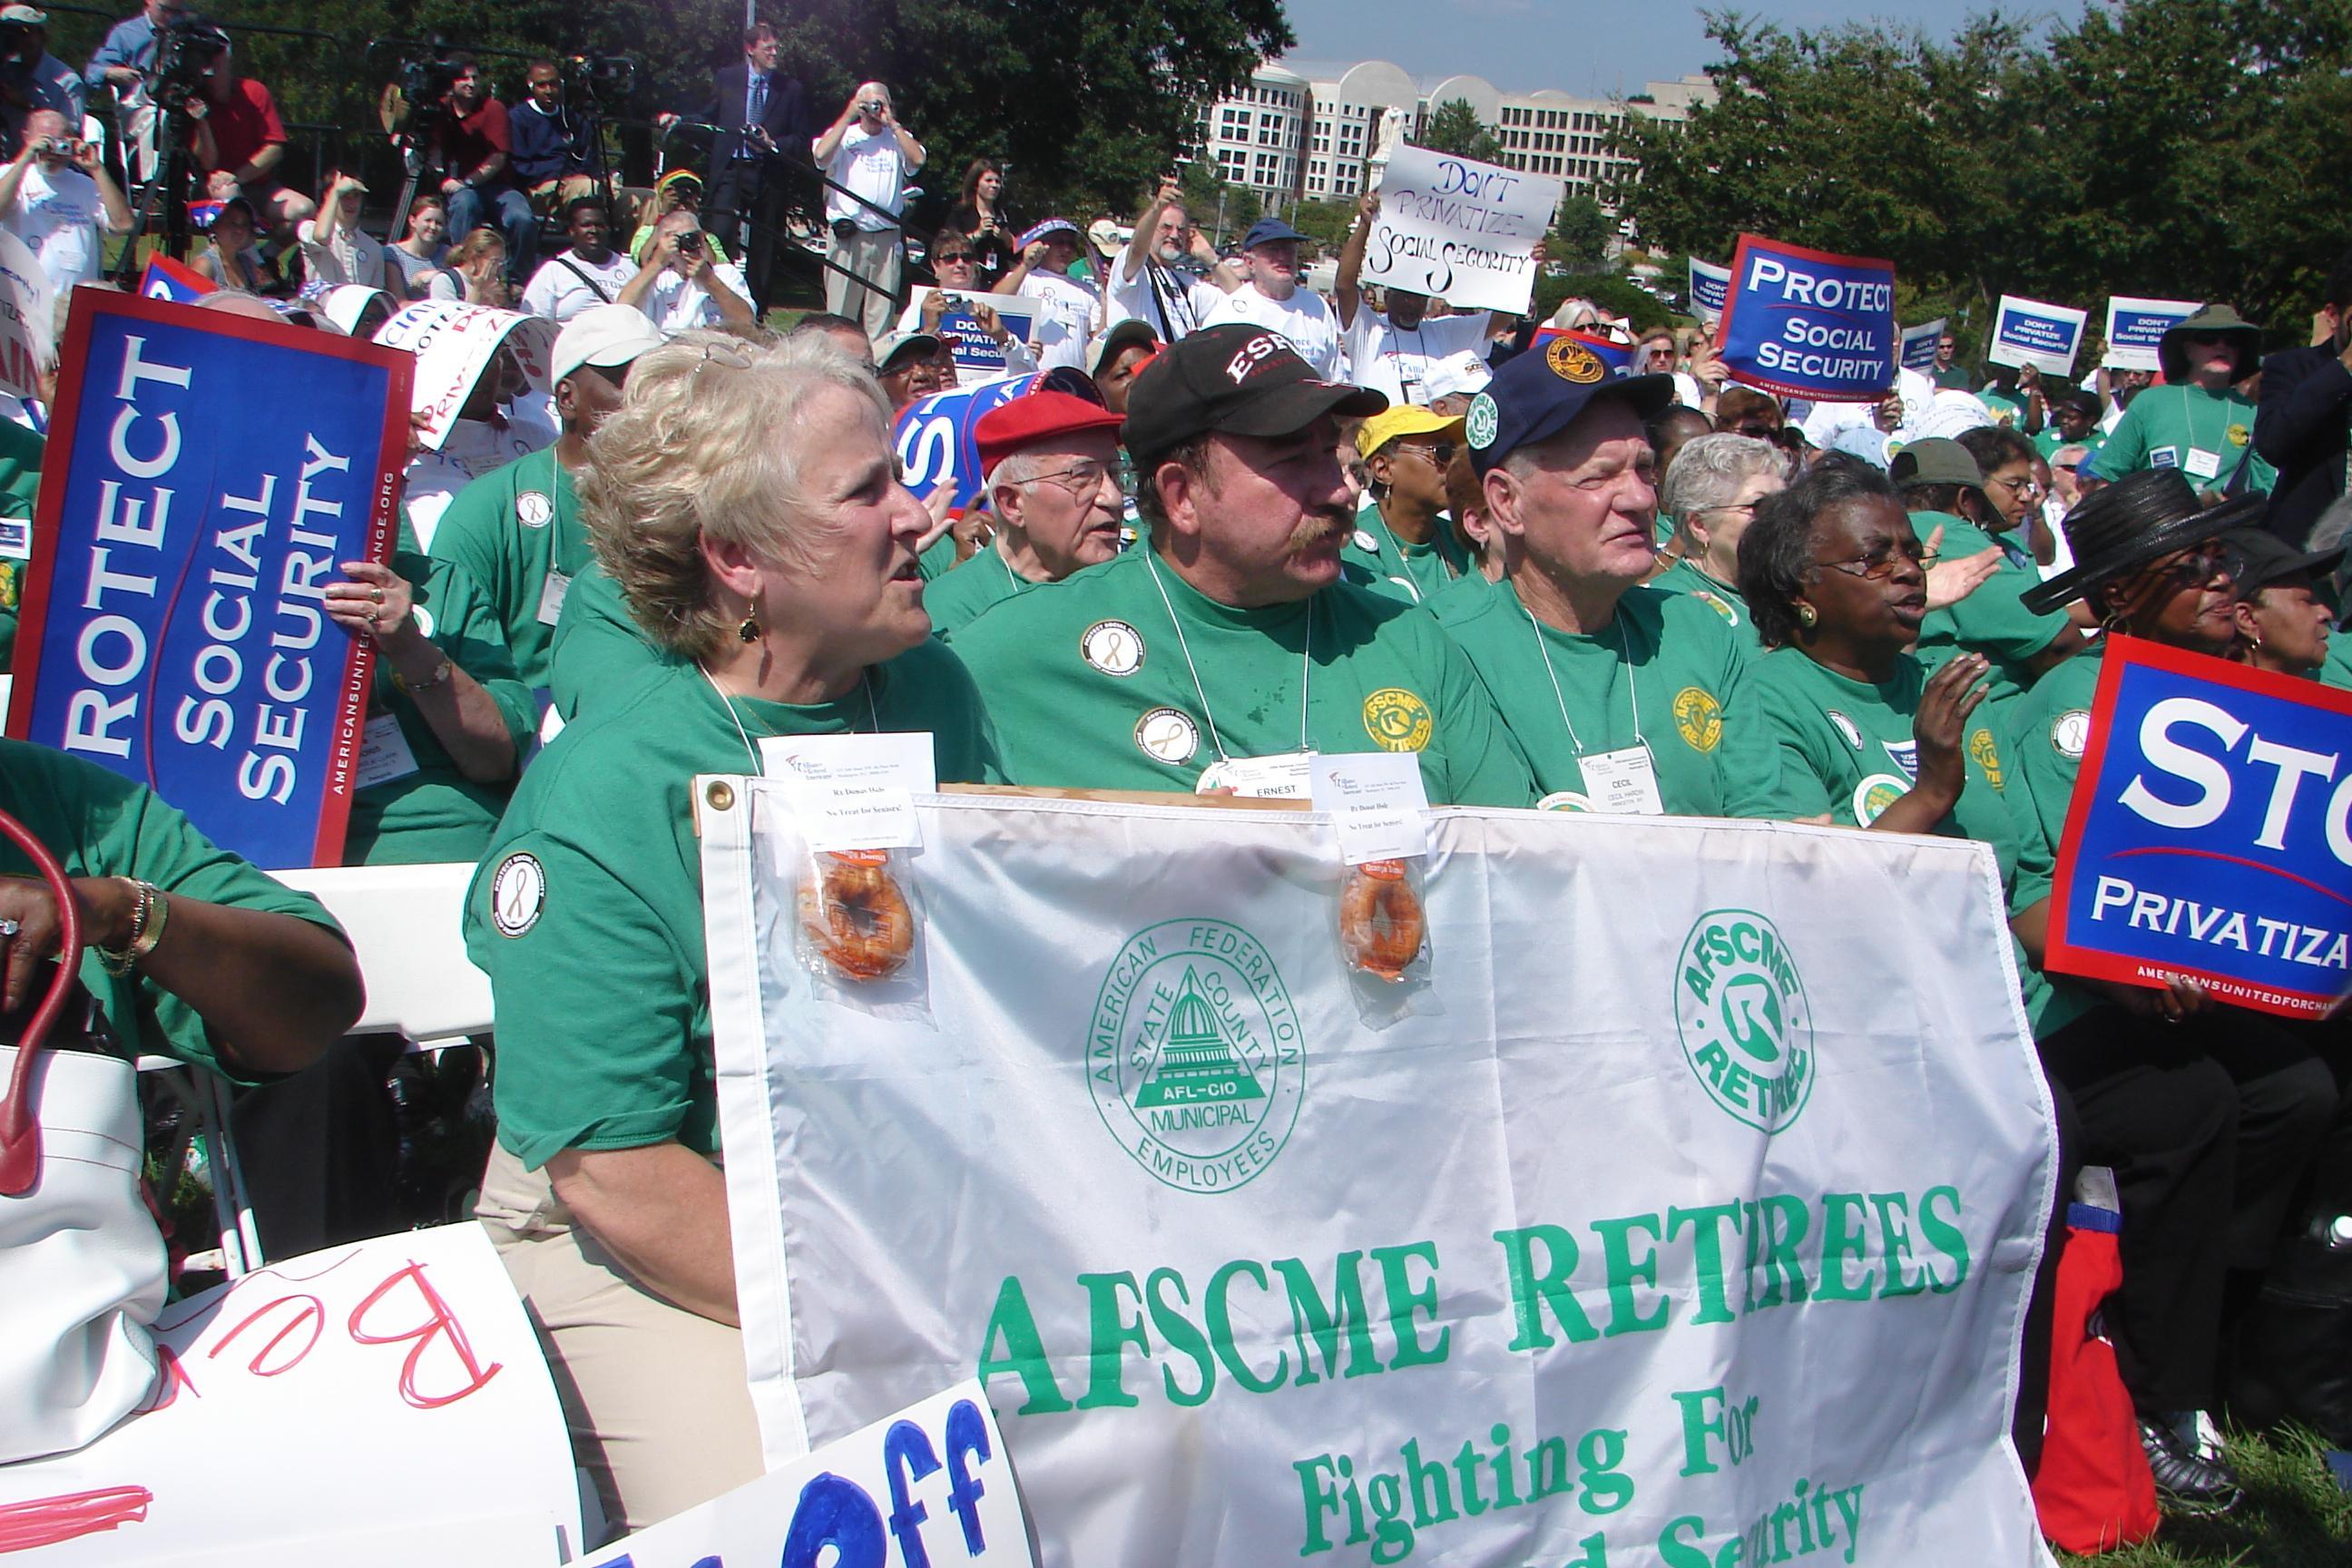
[1465,338,1675,476]
[1121,322,1386,465]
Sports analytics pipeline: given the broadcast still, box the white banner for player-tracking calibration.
[0,1224,582,1565]
[0,228,54,394]
[372,300,554,451]
[1366,146,1562,316]
[2102,296,2200,374]
[703,787,2059,1568]
[1988,295,2087,377]
[581,1381,1034,1568]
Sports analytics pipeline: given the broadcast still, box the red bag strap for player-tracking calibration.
[0,806,87,1197]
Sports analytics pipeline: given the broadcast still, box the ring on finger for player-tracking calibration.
[369,587,386,604]
[0,916,18,938]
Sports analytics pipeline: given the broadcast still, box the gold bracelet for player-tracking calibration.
[96,877,167,976]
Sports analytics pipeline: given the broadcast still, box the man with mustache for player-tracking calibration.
[953,324,1536,804]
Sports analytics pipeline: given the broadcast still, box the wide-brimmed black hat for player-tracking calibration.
[2216,526,2345,595]
[2022,468,2266,614]
[2157,304,2262,384]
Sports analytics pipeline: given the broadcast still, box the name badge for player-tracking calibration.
[354,710,421,790]
[535,569,573,626]
[1577,743,1665,816]
[1197,751,1315,799]
[0,516,27,561]
[760,731,937,857]
[2182,447,2222,482]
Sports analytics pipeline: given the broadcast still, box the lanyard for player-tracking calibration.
[1526,594,1645,758]
[1142,551,1310,763]
[995,543,1033,596]
[701,664,881,770]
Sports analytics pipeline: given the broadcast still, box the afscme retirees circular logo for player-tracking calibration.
[1674,908,1815,1133]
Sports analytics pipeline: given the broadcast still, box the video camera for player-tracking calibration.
[562,53,637,109]
[152,15,230,113]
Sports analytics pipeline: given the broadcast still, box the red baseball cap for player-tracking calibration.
[974,389,1128,479]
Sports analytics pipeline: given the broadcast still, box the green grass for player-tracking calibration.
[2063,1429,2352,1567]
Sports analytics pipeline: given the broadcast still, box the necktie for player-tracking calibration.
[749,74,766,127]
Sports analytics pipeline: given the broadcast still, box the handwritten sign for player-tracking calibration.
[0,1225,583,1565]
[371,300,553,453]
[892,372,1047,509]
[0,229,54,397]
[137,256,215,305]
[1716,234,1897,402]
[580,1382,1034,1568]
[1365,145,1562,316]
[4,291,408,867]
[2048,636,2352,1018]
[2103,296,2200,374]
[1687,256,1730,328]
[1901,318,1945,374]
[1988,294,2087,377]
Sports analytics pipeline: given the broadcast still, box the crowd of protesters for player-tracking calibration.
[3,4,2352,1553]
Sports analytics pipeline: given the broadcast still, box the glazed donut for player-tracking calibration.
[798,849,915,981]
[1340,859,1425,982]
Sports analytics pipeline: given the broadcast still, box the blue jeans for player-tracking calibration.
[446,181,537,281]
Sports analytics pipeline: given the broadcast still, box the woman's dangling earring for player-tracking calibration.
[737,612,760,643]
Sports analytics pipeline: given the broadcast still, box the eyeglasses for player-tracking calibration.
[1984,473,2043,499]
[1392,441,1458,467]
[1817,541,1938,580]
[2150,543,2233,590]
[934,251,975,264]
[1699,500,1759,519]
[1016,459,1114,495]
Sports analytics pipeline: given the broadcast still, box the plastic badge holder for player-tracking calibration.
[1336,855,1437,1025]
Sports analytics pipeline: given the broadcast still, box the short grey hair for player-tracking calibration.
[578,330,892,659]
[1661,433,1783,547]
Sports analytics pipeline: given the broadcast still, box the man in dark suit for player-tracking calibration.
[691,20,804,319]
[2256,246,2352,548]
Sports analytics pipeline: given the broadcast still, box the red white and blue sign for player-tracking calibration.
[2047,636,2352,1019]
[139,255,215,304]
[892,372,1048,509]
[1715,234,1897,403]
[4,292,411,867]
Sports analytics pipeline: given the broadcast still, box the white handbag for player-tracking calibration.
[0,1038,168,1464]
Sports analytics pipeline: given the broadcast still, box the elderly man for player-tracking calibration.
[431,55,534,280]
[520,197,637,323]
[428,304,664,696]
[0,107,130,296]
[1432,342,1783,816]
[1014,216,1100,372]
[925,390,1127,634]
[1335,192,1508,407]
[1201,215,1342,379]
[812,80,922,337]
[953,322,1534,803]
[1103,175,1235,344]
[616,210,756,334]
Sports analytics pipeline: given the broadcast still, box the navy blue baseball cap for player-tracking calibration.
[1242,216,1310,250]
[1465,338,1677,475]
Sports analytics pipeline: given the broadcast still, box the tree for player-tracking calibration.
[1179,162,1259,253]
[1417,97,1504,164]
[1547,193,1614,270]
[1288,198,1356,255]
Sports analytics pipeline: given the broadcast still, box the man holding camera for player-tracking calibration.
[812,81,920,338]
[182,34,311,245]
[617,208,755,335]
[691,22,805,320]
[432,54,534,283]
[0,107,129,296]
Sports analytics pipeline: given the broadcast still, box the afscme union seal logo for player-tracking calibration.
[1091,920,1304,1193]
[1674,909,1814,1133]
[1544,338,1606,384]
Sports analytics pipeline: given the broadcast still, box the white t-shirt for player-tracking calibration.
[645,261,754,335]
[1017,269,1102,373]
[1102,245,1224,343]
[1341,308,1488,406]
[818,123,909,231]
[520,249,640,323]
[1798,366,1936,451]
[6,162,105,296]
[294,217,390,292]
[1202,282,1345,379]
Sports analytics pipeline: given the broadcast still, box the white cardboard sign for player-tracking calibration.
[0,228,54,395]
[372,300,554,451]
[1366,146,1562,316]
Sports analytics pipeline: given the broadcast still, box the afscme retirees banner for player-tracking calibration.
[1715,235,1897,402]
[2048,636,2352,1018]
[703,790,2059,1568]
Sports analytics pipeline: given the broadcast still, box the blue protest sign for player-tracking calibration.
[1900,318,1945,373]
[3,292,411,867]
[2103,295,2200,374]
[1988,294,2086,377]
[1687,256,1730,328]
[2047,637,2352,1018]
[909,288,1040,378]
[1528,327,1637,378]
[1715,234,1896,402]
[893,372,1047,508]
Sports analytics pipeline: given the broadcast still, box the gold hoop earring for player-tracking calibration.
[737,613,760,643]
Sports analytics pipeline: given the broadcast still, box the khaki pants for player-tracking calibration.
[478,1144,765,1535]
[825,224,903,339]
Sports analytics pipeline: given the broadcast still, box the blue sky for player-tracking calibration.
[1279,0,2073,98]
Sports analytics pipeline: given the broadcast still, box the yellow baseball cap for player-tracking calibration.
[1356,407,1466,461]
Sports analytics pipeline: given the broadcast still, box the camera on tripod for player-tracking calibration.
[563,53,637,109]
[152,15,230,113]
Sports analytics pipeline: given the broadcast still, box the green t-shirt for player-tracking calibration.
[917,532,965,583]
[949,547,1537,806]
[0,738,346,1079]
[1340,498,1470,606]
[0,417,46,672]
[1932,366,1975,392]
[1426,569,1500,618]
[425,447,586,696]
[1910,511,2072,726]
[926,544,1036,637]
[2090,384,2272,495]
[1648,558,1759,652]
[2323,638,2352,694]
[547,560,686,722]
[2033,426,2102,465]
[467,648,1004,1170]
[1978,390,2025,428]
[1743,641,2084,1035]
[346,548,538,867]
[2003,644,2120,1038]
[1432,580,1783,817]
